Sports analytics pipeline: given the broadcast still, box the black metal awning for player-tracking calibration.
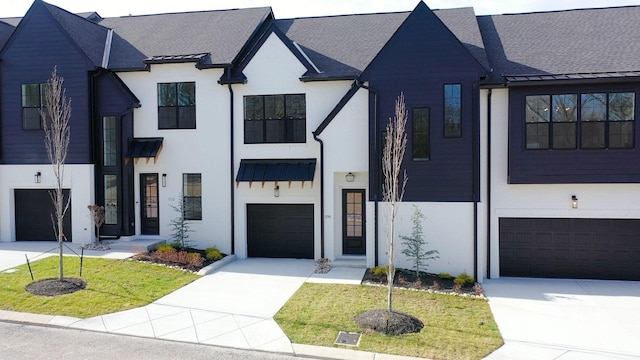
[236,159,316,187]
[125,137,163,164]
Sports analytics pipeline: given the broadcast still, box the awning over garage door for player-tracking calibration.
[247,204,313,259]
[236,159,316,187]
[500,218,640,280]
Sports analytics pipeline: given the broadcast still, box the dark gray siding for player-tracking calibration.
[0,4,95,164]
[508,82,640,184]
[363,3,486,202]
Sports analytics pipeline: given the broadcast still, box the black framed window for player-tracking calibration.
[444,84,461,137]
[104,174,118,225]
[158,82,196,129]
[103,116,117,167]
[244,94,305,143]
[21,83,47,130]
[183,173,202,220]
[526,91,634,150]
[412,107,430,160]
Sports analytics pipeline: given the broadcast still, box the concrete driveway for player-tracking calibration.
[483,277,640,360]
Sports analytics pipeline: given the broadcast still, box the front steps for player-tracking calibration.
[330,256,367,269]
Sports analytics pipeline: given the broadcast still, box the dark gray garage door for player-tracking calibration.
[247,204,313,259]
[15,189,72,241]
[500,218,640,280]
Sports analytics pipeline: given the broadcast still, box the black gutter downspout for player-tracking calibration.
[486,89,492,279]
[228,78,235,255]
[355,80,379,266]
[312,132,325,258]
[472,82,479,283]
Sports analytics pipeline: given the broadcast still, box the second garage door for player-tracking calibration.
[500,217,640,280]
[247,204,313,259]
[15,189,72,241]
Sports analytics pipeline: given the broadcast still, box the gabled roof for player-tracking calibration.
[478,5,640,84]
[99,7,273,70]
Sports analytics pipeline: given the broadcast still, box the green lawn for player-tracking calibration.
[0,256,198,318]
[275,283,503,360]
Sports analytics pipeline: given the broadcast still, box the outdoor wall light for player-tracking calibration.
[34,171,41,183]
[571,195,578,209]
[162,173,167,187]
[274,185,280,197]
[345,172,355,182]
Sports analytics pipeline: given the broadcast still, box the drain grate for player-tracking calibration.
[334,331,361,346]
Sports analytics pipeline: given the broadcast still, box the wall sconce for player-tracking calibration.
[571,195,578,209]
[162,174,167,187]
[34,172,41,183]
[345,172,355,182]
[274,185,280,197]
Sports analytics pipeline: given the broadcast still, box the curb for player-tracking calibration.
[292,343,430,360]
[197,254,237,275]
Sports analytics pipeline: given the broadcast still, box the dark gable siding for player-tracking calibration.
[364,4,485,202]
[509,82,640,184]
[0,4,94,164]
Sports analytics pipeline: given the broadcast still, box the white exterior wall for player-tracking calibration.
[118,63,232,252]
[0,164,94,244]
[489,88,640,278]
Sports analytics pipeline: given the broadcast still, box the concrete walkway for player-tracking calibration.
[483,277,640,360]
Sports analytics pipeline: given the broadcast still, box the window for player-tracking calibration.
[183,173,202,220]
[158,82,196,129]
[22,83,47,130]
[104,174,118,225]
[244,94,305,143]
[526,92,634,150]
[103,116,117,166]
[412,108,430,160]
[444,84,461,137]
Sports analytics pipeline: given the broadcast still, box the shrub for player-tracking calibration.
[454,271,475,287]
[473,282,484,295]
[150,248,204,270]
[371,265,389,277]
[155,244,176,254]
[432,280,441,290]
[453,283,462,293]
[205,247,224,261]
[438,272,452,280]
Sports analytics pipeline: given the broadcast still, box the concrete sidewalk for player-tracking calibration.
[483,277,640,360]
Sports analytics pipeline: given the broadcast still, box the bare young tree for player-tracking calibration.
[41,67,72,281]
[382,92,408,312]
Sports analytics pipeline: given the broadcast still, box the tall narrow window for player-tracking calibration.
[183,173,202,220]
[444,84,461,137]
[412,107,430,160]
[104,175,118,225]
[158,82,196,129]
[22,83,47,130]
[103,116,117,166]
[244,94,306,143]
[525,95,550,149]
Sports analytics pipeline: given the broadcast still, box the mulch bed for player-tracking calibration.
[355,309,424,335]
[131,248,220,272]
[25,277,86,296]
[362,268,482,297]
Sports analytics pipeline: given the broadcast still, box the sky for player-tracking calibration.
[3,0,640,19]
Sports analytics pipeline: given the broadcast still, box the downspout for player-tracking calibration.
[228,81,235,255]
[355,80,379,266]
[472,82,479,282]
[312,132,325,258]
[486,88,492,279]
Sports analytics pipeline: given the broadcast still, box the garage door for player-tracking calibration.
[500,218,640,280]
[15,189,72,241]
[247,204,313,259]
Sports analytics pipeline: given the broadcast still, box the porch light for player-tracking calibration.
[162,174,167,187]
[345,172,355,182]
[34,172,41,183]
[571,195,578,209]
[274,185,280,197]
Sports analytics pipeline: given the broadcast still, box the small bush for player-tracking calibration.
[432,280,441,290]
[150,249,204,270]
[453,283,462,293]
[205,247,224,261]
[438,272,452,280]
[155,244,176,254]
[454,271,475,287]
[473,282,484,295]
[371,265,389,277]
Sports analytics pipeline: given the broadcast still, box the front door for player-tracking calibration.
[343,189,366,255]
[140,174,159,235]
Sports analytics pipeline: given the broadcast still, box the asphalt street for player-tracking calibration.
[0,321,305,360]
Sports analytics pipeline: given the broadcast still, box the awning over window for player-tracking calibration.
[236,159,316,187]
[125,137,163,164]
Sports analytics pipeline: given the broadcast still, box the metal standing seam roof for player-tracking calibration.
[125,138,163,164]
[236,159,317,186]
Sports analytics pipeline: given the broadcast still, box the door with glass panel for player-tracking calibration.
[342,189,366,255]
[140,174,159,235]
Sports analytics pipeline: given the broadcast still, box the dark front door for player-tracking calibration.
[343,189,365,255]
[140,174,159,235]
